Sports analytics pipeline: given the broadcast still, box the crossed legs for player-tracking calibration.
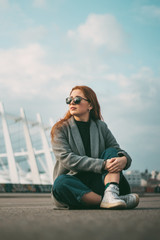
[81,172,120,206]
[53,148,131,209]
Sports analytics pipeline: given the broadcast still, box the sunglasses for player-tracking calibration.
[66,96,90,105]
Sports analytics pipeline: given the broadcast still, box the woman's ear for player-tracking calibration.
[88,104,93,111]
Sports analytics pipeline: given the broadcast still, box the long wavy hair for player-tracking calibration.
[51,85,103,141]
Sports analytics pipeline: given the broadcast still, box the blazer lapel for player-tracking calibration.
[90,119,100,158]
[68,117,86,156]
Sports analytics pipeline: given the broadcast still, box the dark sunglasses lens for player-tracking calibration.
[73,97,81,104]
[66,97,72,104]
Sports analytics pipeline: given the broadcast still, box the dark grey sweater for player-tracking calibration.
[75,119,91,157]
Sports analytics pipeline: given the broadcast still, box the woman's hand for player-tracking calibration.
[104,156,127,173]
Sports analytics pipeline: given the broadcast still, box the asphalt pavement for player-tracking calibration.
[0,193,160,240]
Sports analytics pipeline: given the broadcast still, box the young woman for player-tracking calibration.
[51,86,139,210]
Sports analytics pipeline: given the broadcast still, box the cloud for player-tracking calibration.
[33,0,47,8]
[68,14,129,53]
[19,26,48,43]
[99,66,160,171]
[104,67,159,111]
[0,42,158,115]
[142,5,160,18]
[104,73,129,87]
[0,44,77,99]
[0,0,9,8]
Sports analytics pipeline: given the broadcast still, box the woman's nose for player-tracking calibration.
[70,100,75,105]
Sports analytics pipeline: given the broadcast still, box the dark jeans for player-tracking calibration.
[52,147,131,209]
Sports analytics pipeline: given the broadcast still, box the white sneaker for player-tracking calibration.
[119,193,139,209]
[100,184,127,209]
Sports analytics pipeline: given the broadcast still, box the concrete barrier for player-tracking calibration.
[0,183,52,193]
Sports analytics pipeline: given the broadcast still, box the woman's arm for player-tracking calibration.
[52,128,104,173]
[103,123,132,170]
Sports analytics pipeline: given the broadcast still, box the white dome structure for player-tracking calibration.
[0,102,55,185]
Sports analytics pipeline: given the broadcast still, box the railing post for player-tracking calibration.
[37,113,53,184]
[20,108,40,184]
[0,102,19,183]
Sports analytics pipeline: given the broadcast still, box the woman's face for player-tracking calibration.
[69,89,92,121]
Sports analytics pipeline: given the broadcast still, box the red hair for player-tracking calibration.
[51,85,103,141]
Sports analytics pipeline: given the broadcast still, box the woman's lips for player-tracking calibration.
[70,107,77,110]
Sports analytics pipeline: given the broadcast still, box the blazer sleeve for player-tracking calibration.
[52,127,105,173]
[103,122,132,170]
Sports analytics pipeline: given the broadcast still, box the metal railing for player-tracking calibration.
[0,102,55,184]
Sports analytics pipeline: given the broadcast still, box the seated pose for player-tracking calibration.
[51,85,139,210]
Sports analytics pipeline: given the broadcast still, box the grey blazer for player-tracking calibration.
[52,116,132,182]
[51,117,132,209]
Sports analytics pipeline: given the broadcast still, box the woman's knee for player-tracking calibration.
[101,147,119,159]
[52,174,90,208]
[53,174,71,193]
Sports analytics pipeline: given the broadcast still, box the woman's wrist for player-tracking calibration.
[102,160,106,171]
[121,156,127,162]
[121,156,127,168]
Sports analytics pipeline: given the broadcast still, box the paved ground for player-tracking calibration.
[0,193,160,240]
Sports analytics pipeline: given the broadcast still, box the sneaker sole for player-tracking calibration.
[126,193,140,209]
[100,201,127,209]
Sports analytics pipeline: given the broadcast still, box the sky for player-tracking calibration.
[0,0,160,172]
